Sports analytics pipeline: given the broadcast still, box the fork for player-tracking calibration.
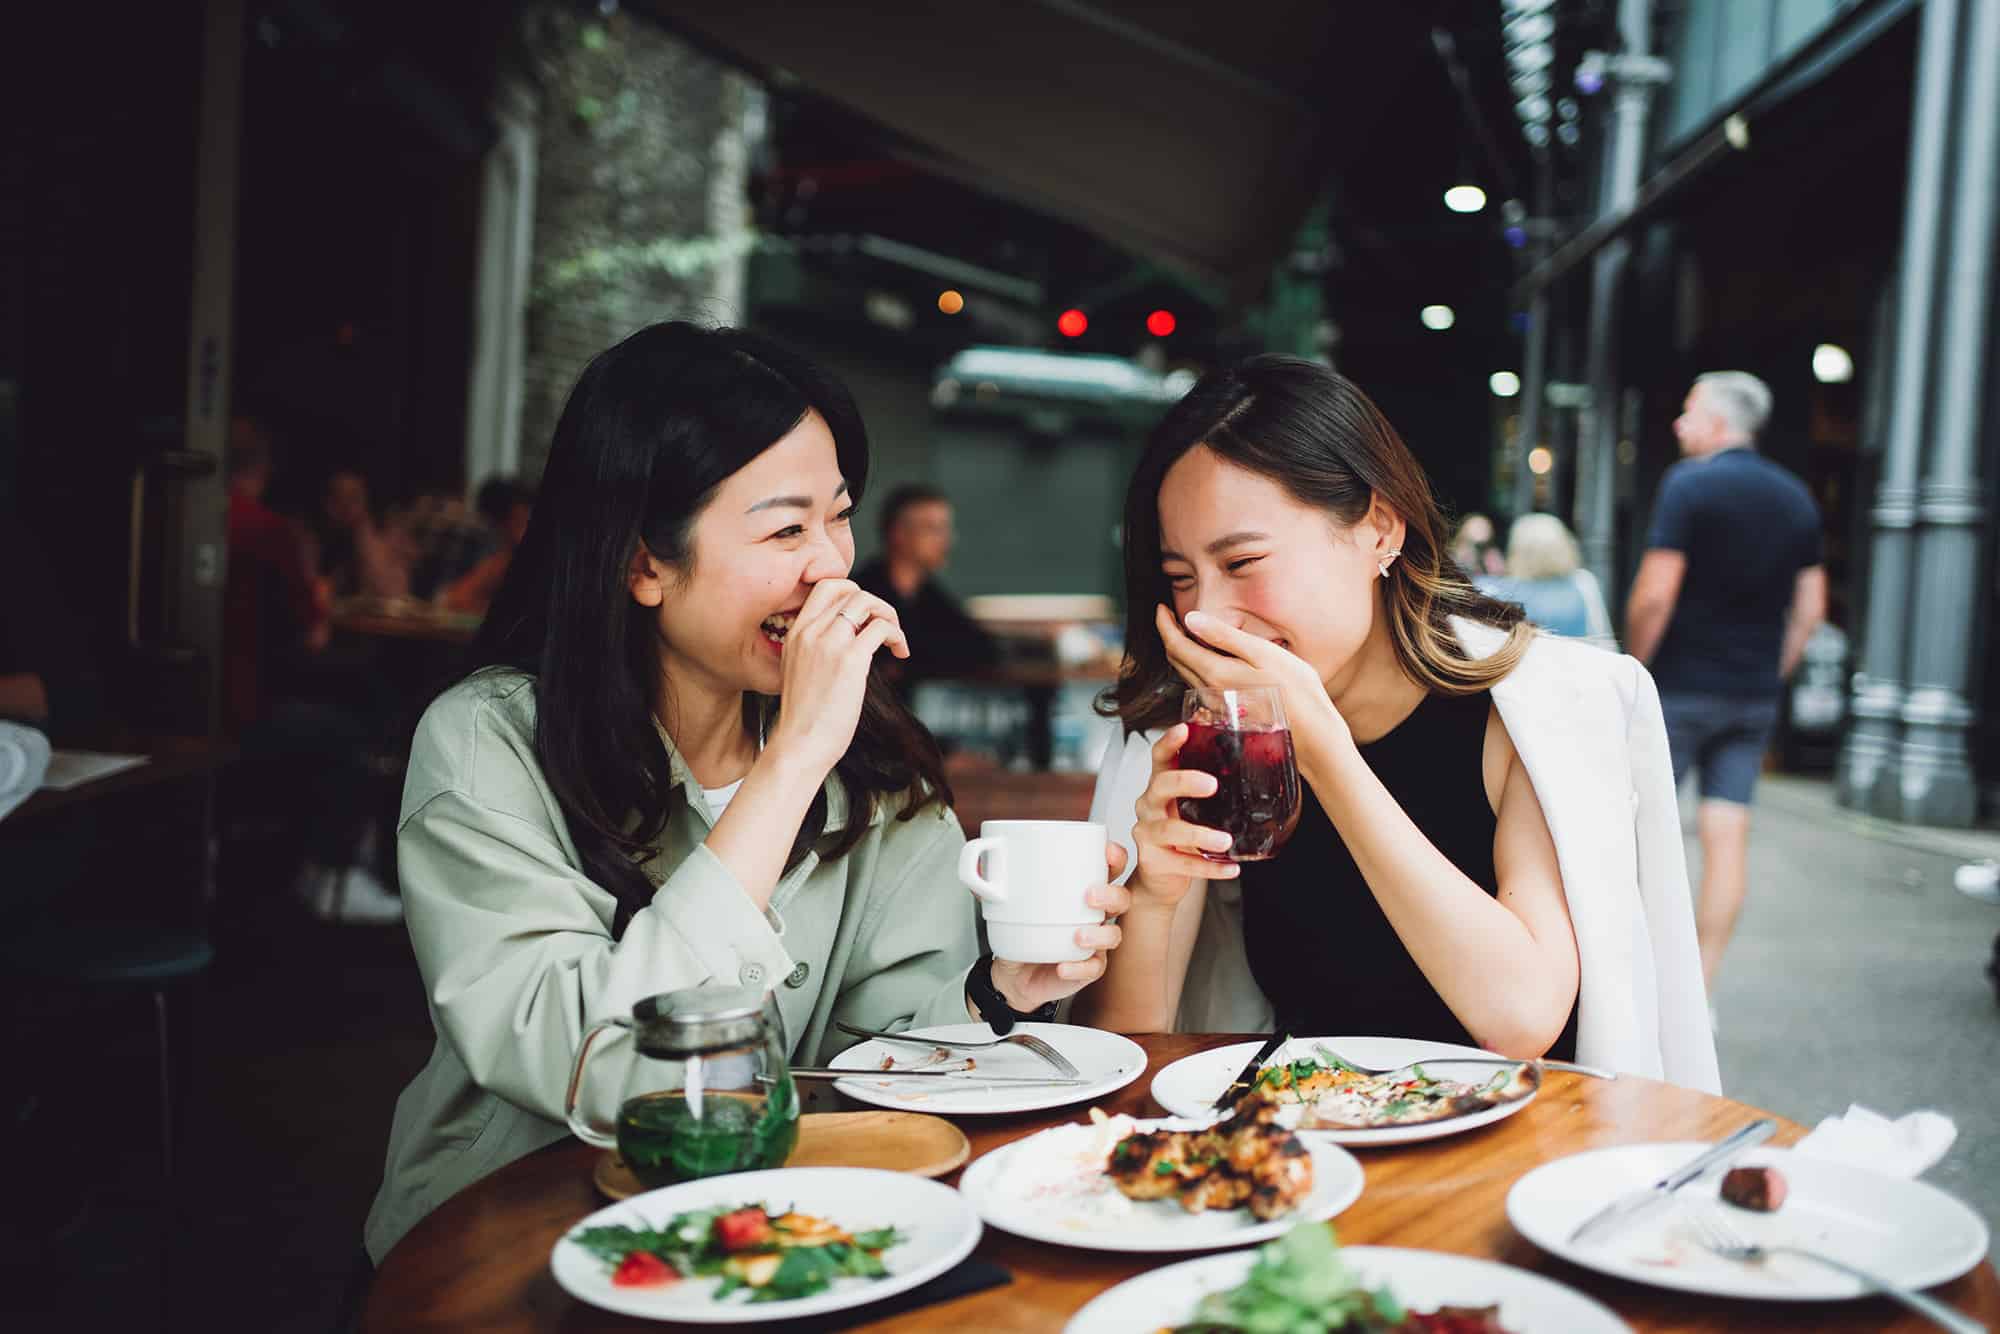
[833,1020,1081,1079]
[1686,1206,1984,1333]
[1310,1042,1618,1081]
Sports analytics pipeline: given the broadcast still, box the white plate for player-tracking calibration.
[957,1114,1363,1253]
[1507,1143,1991,1301]
[827,1022,1145,1115]
[1065,1244,1632,1333]
[1151,1035,1541,1145]
[549,1166,981,1323]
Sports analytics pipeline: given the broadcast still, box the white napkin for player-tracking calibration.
[0,721,52,822]
[1793,1103,1957,1178]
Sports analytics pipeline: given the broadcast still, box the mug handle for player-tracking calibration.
[957,836,1008,905]
[564,1016,632,1149]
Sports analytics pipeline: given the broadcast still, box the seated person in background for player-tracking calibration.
[1479,513,1613,644]
[437,478,533,616]
[1072,356,1716,1091]
[0,497,102,742]
[314,467,413,601]
[365,322,1130,1265]
[853,484,995,684]
[222,417,329,737]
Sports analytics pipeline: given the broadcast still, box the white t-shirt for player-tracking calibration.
[700,778,744,822]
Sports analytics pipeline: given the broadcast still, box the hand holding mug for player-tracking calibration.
[959,822,1130,1012]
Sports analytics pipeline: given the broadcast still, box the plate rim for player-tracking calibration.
[549,1164,983,1323]
[1150,1035,1542,1145]
[1505,1141,1993,1302]
[1062,1243,1634,1334]
[826,1021,1148,1116]
[957,1115,1364,1254]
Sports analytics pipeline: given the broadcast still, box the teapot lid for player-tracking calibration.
[635,984,764,1027]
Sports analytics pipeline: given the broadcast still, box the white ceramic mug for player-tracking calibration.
[957,820,1107,964]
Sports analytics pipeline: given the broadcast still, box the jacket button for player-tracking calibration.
[739,962,767,987]
[784,961,810,989]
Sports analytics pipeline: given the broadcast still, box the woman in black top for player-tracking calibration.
[1073,358,1581,1059]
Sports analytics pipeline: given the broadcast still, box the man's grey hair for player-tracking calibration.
[1694,371,1772,439]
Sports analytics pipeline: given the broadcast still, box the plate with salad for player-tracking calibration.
[1064,1222,1630,1333]
[1151,1037,1543,1146]
[549,1166,981,1323]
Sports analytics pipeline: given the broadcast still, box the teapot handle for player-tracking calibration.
[564,1016,632,1149]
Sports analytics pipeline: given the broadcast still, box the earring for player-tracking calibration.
[1378,548,1401,578]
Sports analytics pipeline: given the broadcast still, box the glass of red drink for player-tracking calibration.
[1176,686,1302,862]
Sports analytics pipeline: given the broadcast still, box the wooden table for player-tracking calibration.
[364,1034,1998,1332]
[330,605,480,645]
[8,734,235,824]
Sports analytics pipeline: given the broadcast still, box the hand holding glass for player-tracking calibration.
[1175,686,1302,862]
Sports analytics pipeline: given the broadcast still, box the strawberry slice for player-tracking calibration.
[714,1207,773,1252]
[611,1251,678,1287]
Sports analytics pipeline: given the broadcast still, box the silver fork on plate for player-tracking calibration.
[1312,1043,1617,1081]
[833,1020,1081,1079]
[1686,1206,1984,1334]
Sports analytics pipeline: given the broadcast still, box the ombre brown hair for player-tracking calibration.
[1106,355,1534,733]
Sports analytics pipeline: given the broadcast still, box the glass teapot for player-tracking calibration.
[564,984,799,1190]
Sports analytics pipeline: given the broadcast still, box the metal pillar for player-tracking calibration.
[1892,0,2000,825]
[1573,0,1663,595]
[1838,0,1966,816]
[1513,151,1554,521]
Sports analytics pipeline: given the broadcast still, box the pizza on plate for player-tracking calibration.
[1245,1047,1541,1130]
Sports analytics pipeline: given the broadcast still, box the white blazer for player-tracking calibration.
[1088,619,1721,1093]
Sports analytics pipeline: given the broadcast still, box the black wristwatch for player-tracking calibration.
[965,952,1058,1035]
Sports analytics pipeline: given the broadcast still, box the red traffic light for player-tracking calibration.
[1146,309,1177,337]
[1057,309,1088,338]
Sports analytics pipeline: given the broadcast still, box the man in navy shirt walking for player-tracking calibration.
[1626,372,1826,991]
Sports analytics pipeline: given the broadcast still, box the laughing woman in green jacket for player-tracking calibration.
[365,323,1129,1262]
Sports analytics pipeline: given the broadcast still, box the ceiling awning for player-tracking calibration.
[647,1,1421,299]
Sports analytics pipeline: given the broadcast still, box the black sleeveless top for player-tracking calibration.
[1239,689,1580,1060]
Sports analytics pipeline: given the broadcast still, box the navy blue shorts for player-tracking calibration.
[1659,691,1779,806]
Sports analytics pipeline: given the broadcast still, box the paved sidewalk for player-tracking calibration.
[1703,775,2000,1236]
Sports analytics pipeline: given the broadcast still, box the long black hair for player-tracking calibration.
[471,322,951,936]
[1106,355,1531,734]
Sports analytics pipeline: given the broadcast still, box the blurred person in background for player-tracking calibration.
[314,467,413,602]
[438,478,534,616]
[853,484,994,685]
[1485,513,1612,643]
[1449,511,1505,579]
[1626,371,1825,990]
[222,416,329,736]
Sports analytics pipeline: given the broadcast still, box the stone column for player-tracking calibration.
[1838,0,1966,815]
[1890,0,1999,825]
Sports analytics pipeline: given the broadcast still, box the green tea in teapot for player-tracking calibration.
[616,1082,798,1188]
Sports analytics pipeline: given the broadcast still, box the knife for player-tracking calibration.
[781,1067,1088,1086]
[1211,1034,1289,1111]
[1568,1118,1779,1246]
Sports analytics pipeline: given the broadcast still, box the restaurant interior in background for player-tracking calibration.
[5,0,2000,1329]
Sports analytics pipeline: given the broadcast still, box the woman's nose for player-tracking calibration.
[802,535,850,583]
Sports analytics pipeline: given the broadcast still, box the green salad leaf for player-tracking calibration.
[1177,1223,1406,1334]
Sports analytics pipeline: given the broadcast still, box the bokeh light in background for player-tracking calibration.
[1420,304,1456,331]
[937,289,964,315]
[1057,308,1088,338]
[1812,342,1854,383]
[1145,309,1176,337]
[1489,370,1521,397]
[1443,184,1487,214]
[1528,446,1554,475]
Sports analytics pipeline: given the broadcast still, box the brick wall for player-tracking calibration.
[515,6,754,478]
